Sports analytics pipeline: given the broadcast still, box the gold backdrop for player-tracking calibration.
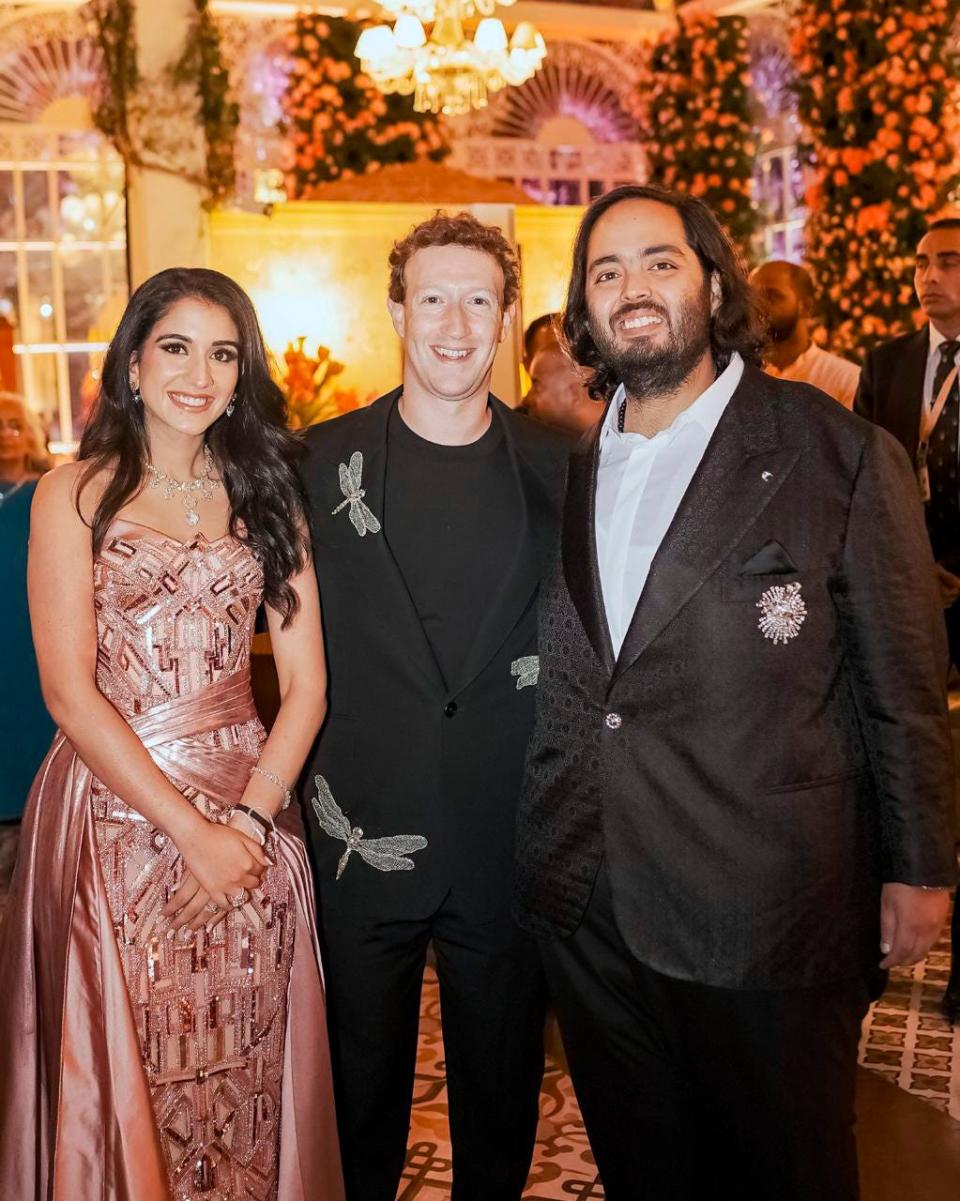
[208,202,584,406]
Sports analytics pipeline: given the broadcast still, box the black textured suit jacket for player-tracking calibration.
[854,326,928,463]
[302,389,570,922]
[515,365,957,990]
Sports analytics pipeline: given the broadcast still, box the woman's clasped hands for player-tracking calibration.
[162,813,271,934]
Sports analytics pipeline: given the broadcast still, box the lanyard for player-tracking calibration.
[916,363,959,503]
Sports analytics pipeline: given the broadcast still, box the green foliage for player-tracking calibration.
[89,0,139,155]
[173,0,239,207]
[636,14,760,259]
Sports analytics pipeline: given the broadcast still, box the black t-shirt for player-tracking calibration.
[385,406,520,688]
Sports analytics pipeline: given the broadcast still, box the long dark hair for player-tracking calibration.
[562,184,765,403]
[77,267,308,625]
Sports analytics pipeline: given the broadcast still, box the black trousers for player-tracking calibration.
[539,867,870,1201]
[320,888,546,1201]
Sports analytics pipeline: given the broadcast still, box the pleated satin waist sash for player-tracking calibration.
[127,670,261,806]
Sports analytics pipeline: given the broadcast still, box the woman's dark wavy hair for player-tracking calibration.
[562,184,765,403]
[77,267,309,625]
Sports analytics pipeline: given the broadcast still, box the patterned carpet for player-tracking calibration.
[860,914,960,1122]
[404,967,601,1200]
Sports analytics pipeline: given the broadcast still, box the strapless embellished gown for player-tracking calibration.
[0,521,344,1201]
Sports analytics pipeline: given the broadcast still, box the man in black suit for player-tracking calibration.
[515,185,956,1201]
[856,216,960,1026]
[301,213,569,1201]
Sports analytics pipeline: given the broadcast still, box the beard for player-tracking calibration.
[588,285,713,401]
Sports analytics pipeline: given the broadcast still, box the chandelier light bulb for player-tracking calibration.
[394,14,427,48]
[509,22,542,54]
[474,18,508,53]
[355,25,398,61]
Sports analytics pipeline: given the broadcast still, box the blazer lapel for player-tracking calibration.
[451,398,554,695]
[352,389,447,691]
[612,367,800,686]
[561,417,616,676]
[889,328,929,463]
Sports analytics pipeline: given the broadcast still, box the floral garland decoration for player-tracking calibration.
[172,0,239,207]
[633,13,760,258]
[282,13,449,199]
[89,0,139,157]
[791,0,960,353]
[88,0,238,207]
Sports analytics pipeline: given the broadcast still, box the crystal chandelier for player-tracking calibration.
[355,0,547,117]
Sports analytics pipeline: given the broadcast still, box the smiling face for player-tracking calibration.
[387,244,513,407]
[585,198,713,399]
[129,296,240,442]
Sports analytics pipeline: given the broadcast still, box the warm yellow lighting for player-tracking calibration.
[379,0,518,17]
[357,0,546,116]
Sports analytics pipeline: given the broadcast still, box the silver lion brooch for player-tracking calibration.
[510,656,540,690]
[756,581,807,645]
[332,451,381,537]
[311,775,427,880]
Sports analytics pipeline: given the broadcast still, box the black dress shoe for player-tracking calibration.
[941,985,960,1026]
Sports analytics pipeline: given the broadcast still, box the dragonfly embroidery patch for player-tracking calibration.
[311,775,428,880]
[332,451,381,537]
[510,656,540,690]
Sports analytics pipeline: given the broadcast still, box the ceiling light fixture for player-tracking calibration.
[355,0,547,117]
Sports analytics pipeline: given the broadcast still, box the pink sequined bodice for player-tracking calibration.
[94,519,264,717]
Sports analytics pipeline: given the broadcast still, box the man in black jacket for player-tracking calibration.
[301,213,569,1201]
[855,215,960,1025]
[515,185,956,1201]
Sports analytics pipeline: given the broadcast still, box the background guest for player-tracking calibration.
[855,215,960,1025]
[0,392,53,856]
[526,339,600,435]
[522,312,560,378]
[751,260,860,408]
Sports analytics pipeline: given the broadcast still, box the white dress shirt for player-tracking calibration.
[764,342,860,409]
[595,353,744,657]
[923,323,960,410]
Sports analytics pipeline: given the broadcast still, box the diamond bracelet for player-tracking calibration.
[250,764,293,809]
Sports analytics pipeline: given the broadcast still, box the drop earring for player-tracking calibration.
[225,394,236,417]
[131,386,142,405]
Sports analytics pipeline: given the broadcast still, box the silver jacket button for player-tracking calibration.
[605,712,623,730]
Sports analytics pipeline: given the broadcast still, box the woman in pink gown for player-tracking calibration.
[0,268,344,1201]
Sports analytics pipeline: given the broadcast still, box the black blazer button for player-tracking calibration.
[444,701,458,718]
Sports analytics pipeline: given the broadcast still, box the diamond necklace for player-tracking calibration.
[145,444,220,527]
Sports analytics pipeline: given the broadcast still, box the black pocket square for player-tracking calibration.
[738,540,798,576]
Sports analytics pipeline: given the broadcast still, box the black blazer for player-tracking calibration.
[302,389,570,921]
[515,365,956,990]
[854,326,928,463]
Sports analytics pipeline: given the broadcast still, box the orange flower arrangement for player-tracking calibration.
[281,13,449,199]
[791,0,960,353]
[281,336,360,428]
[632,14,759,257]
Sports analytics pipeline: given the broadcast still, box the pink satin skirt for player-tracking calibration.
[0,673,344,1201]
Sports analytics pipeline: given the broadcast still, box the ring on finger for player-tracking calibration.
[206,900,221,915]
[228,889,248,909]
